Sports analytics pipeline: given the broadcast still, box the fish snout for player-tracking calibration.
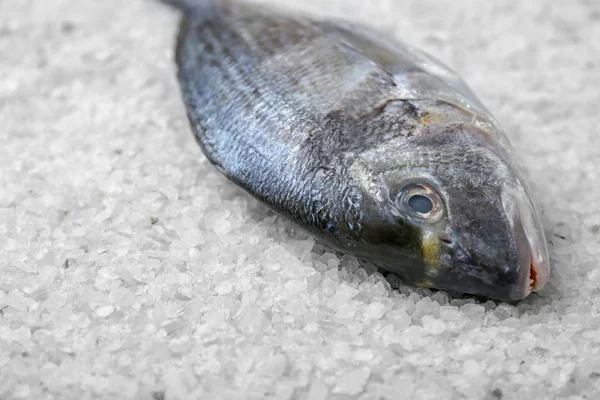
[503,186,550,300]
[434,185,549,301]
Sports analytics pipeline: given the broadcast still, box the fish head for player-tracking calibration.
[353,123,549,301]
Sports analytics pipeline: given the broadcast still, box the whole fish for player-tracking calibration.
[162,0,549,300]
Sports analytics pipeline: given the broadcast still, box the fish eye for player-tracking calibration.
[398,183,444,222]
[408,194,433,214]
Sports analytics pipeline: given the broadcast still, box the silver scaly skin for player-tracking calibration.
[163,0,550,301]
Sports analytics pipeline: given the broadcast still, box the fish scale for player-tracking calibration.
[162,0,550,300]
[182,20,315,186]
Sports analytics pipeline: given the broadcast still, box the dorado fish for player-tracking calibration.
[162,0,550,300]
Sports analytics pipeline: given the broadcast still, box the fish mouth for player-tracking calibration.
[508,188,550,300]
[512,224,549,300]
[512,220,534,299]
[528,240,550,293]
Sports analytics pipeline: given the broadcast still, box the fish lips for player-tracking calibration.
[504,185,550,300]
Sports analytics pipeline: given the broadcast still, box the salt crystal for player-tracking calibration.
[29,286,49,302]
[274,382,295,400]
[461,303,485,320]
[12,356,31,377]
[159,186,179,201]
[482,300,497,311]
[353,348,374,362]
[15,260,35,273]
[530,361,550,377]
[322,268,339,283]
[258,354,288,379]
[504,360,521,374]
[450,298,476,307]
[179,229,205,246]
[415,297,435,312]
[164,368,187,400]
[411,296,440,320]
[439,306,461,321]
[93,208,112,223]
[244,234,261,247]
[340,255,360,272]
[169,335,191,354]
[213,216,231,236]
[117,354,132,367]
[236,354,254,374]
[347,321,363,336]
[336,282,359,298]
[327,294,351,312]
[386,309,411,330]
[332,341,350,358]
[335,303,356,319]
[323,282,342,300]
[332,368,371,396]
[307,380,328,400]
[364,302,386,320]
[554,244,574,255]
[285,279,307,295]
[303,322,318,333]
[300,249,313,263]
[241,290,258,304]
[493,304,517,320]
[13,384,31,398]
[4,238,17,251]
[237,305,268,334]
[214,281,233,295]
[422,315,445,334]
[115,265,134,283]
[107,375,139,398]
[95,305,115,317]
[431,291,449,305]
[319,252,338,264]
[463,359,480,376]
[373,279,391,295]
[39,265,58,285]
[5,293,28,312]
[71,226,86,237]
[502,317,521,328]
[109,287,135,307]
[14,326,32,344]
[313,261,328,273]
[188,247,202,260]
[295,239,315,253]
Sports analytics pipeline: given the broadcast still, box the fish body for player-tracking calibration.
[165,0,549,300]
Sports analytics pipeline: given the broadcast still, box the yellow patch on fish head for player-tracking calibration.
[416,231,443,288]
[422,231,441,267]
[416,280,434,288]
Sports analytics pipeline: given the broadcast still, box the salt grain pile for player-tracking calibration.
[1,0,599,399]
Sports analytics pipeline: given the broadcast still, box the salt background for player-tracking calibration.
[1,0,599,399]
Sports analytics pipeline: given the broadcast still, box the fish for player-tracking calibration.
[161,0,550,301]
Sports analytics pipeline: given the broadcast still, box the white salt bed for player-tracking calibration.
[1,0,599,399]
